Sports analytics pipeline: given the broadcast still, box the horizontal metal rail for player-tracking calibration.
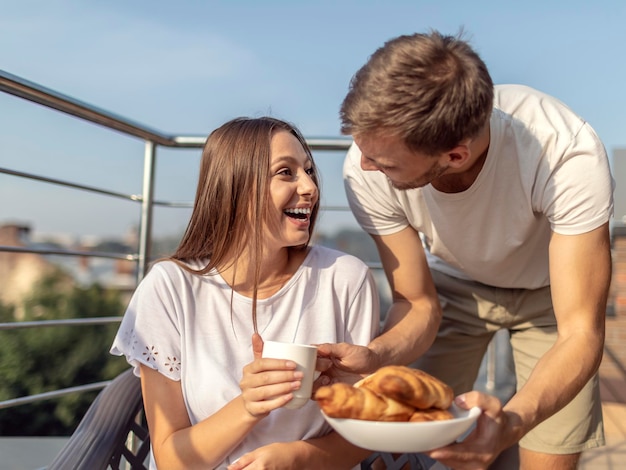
[0,382,111,410]
[0,317,122,331]
[171,135,353,151]
[0,70,178,147]
[0,166,191,208]
[0,245,138,261]
[0,166,143,201]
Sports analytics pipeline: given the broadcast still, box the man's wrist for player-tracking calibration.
[366,341,387,372]
[501,406,531,447]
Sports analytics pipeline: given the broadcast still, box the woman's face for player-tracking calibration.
[265,130,318,251]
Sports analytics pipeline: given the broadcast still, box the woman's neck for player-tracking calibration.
[220,247,308,298]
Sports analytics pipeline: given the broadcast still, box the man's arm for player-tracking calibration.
[316,225,441,375]
[367,225,443,368]
[502,222,611,437]
[427,223,611,468]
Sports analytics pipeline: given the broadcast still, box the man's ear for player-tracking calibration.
[443,143,471,169]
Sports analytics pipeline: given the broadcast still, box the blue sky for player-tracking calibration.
[1,0,625,240]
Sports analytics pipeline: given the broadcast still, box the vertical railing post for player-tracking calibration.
[485,341,496,393]
[128,140,157,468]
[137,140,157,282]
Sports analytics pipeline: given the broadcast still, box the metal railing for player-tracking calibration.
[0,69,354,409]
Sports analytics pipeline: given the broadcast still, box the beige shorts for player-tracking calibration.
[411,269,604,454]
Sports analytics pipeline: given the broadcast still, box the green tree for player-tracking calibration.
[0,270,129,436]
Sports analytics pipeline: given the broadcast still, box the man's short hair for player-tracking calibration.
[340,30,494,155]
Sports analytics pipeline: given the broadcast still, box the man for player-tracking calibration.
[318,31,613,469]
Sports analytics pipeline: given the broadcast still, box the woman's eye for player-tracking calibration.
[276,168,292,176]
[305,167,315,177]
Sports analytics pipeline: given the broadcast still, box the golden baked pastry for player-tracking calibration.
[314,365,455,423]
[408,407,455,422]
[315,382,415,422]
[359,365,454,410]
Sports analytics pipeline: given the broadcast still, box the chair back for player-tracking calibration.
[47,368,150,470]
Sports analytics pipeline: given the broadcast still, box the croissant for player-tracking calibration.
[315,382,415,421]
[409,407,454,422]
[359,365,454,410]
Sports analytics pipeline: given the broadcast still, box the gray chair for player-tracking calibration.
[47,368,150,470]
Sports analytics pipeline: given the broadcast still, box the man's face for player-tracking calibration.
[354,133,448,190]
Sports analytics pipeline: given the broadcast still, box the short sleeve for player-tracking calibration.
[110,263,183,381]
[538,122,614,235]
[343,143,410,236]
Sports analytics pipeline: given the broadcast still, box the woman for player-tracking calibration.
[110,117,379,469]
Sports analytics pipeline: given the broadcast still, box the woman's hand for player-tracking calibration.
[227,432,371,470]
[228,442,302,470]
[239,333,305,418]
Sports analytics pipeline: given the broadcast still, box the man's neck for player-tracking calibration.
[432,125,490,193]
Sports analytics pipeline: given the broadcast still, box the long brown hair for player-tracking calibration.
[170,117,320,330]
[340,30,493,155]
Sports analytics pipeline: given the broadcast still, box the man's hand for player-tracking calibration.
[425,391,521,470]
[315,342,381,384]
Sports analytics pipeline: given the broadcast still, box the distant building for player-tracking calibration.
[0,224,58,317]
[0,223,138,316]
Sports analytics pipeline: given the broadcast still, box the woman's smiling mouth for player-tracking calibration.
[283,207,311,220]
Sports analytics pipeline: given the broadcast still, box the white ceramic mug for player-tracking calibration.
[262,340,319,410]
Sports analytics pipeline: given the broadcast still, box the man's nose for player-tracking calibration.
[360,156,379,172]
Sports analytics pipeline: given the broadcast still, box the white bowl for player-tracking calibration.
[322,403,481,453]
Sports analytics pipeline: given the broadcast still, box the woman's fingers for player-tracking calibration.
[240,357,304,416]
[244,391,296,417]
[251,333,264,360]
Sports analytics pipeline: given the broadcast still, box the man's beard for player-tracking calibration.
[389,162,448,191]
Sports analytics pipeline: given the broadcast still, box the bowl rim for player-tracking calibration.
[320,405,481,453]
[322,404,481,426]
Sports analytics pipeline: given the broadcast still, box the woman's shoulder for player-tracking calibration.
[308,245,371,273]
[143,258,210,284]
[146,258,185,276]
[149,257,209,272]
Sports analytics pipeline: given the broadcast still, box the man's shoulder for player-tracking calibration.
[494,84,579,116]
[494,83,555,96]
[493,84,585,138]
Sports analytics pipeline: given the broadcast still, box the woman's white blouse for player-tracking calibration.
[111,245,380,468]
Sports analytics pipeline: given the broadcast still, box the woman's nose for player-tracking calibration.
[298,171,317,196]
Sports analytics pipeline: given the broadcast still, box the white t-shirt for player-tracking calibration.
[110,245,379,469]
[344,84,614,289]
